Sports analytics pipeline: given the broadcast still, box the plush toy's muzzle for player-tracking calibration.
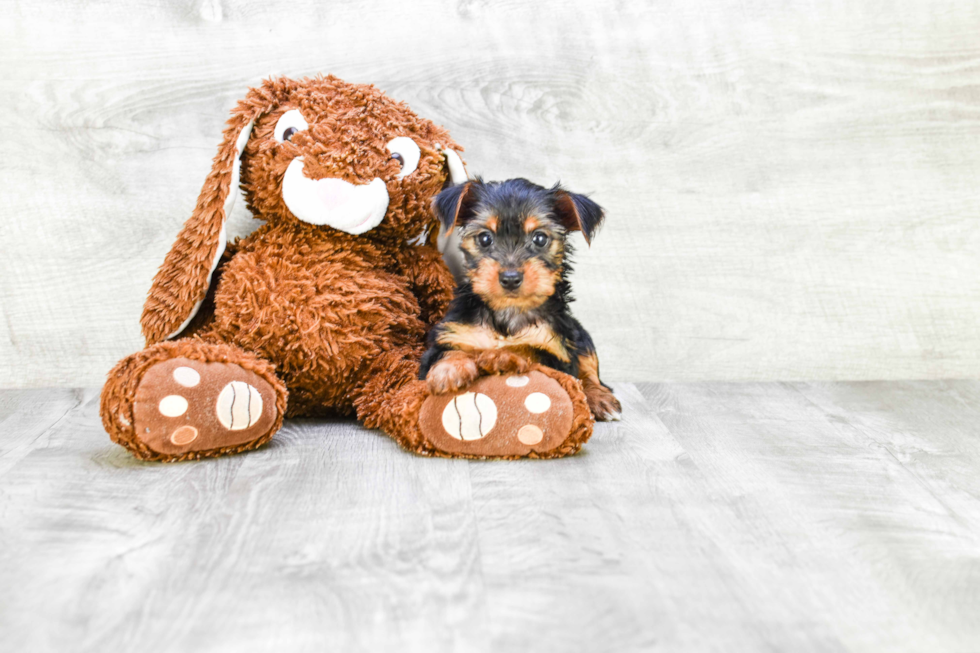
[282,160,390,234]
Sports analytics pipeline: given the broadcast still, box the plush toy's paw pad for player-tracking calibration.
[419,371,575,458]
[132,358,278,456]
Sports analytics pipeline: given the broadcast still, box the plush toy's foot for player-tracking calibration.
[101,341,287,462]
[131,357,281,457]
[416,365,594,459]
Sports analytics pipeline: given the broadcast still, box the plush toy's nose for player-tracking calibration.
[498,270,523,291]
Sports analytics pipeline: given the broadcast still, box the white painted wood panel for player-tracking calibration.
[2,0,980,386]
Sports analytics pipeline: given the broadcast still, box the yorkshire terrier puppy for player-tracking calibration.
[420,178,622,421]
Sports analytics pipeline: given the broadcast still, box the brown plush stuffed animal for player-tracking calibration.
[100,75,593,461]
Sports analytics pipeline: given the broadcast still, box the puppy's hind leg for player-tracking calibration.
[577,350,622,422]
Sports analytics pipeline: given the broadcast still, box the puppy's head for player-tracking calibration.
[432,178,604,312]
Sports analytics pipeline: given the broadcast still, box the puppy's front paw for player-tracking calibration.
[427,354,480,395]
[475,349,532,375]
[586,385,622,421]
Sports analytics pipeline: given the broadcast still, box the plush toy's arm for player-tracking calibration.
[396,245,456,326]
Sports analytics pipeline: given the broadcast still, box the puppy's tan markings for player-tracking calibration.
[511,323,570,362]
[548,238,563,261]
[578,350,601,381]
[523,215,541,233]
[427,350,480,395]
[481,258,557,312]
[519,258,557,299]
[474,349,532,375]
[437,322,570,363]
[437,323,499,351]
[460,238,482,259]
[578,351,621,421]
[470,258,502,300]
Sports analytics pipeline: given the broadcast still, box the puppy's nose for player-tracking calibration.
[498,270,523,291]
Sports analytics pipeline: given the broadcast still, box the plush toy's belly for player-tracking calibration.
[206,247,425,414]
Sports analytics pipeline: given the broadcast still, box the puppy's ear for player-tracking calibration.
[553,187,605,245]
[432,180,480,235]
[140,85,274,344]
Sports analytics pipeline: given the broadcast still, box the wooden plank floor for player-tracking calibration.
[1,381,978,652]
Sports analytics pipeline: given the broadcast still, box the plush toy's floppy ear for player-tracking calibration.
[442,147,469,186]
[140,104,260,344]
[552,187,605,245]
[432,180,480,236]
[431,144,471,270]
[434,148,472,281]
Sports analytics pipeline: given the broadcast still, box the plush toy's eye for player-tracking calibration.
[477,232,494,248]
[531,231,550,248]
[386,137,421,178]
[274,109,309,143]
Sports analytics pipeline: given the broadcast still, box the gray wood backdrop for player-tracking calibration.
[2,0,980,388]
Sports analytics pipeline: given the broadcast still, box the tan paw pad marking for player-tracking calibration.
[506,375,530,388]
[524,392,551,414]
[442,392,498,441]
[172,366,201,387]
[517,424,544,445]
[158,395,188,417]
[170,425,199,446]
[216,381,264,431]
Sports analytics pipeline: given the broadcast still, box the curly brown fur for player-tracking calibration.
[103,75,464,461]
[421,178,621,422]
[196,223,429,416]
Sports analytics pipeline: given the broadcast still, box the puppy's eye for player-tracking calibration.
[386,137,421,178]
[274,109,309,143]
[531,232,549,248]
[477,232,494,248]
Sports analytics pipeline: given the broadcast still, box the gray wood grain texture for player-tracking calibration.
[3,0,980,387]
[2,382,979,652]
